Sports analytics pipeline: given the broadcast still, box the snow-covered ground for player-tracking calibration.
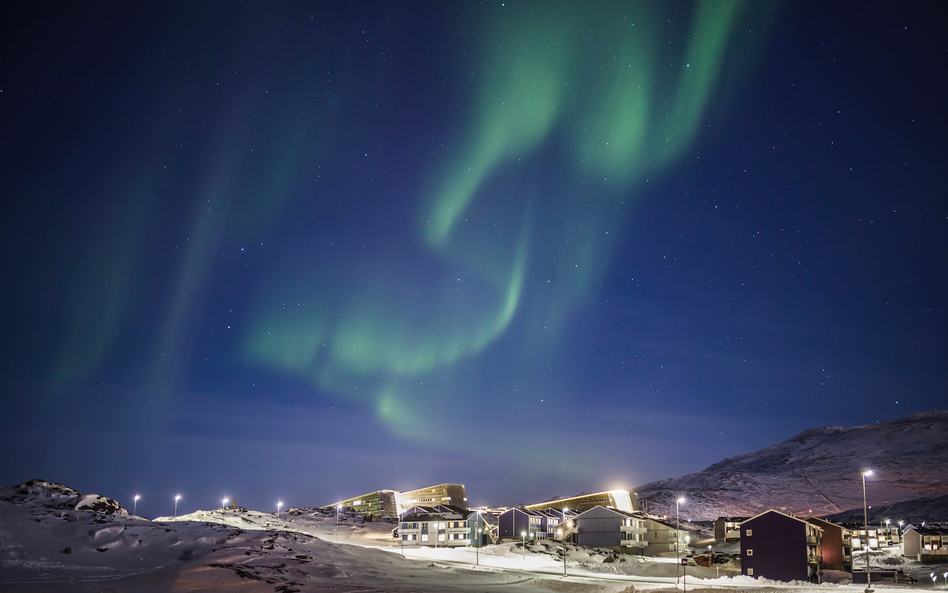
[0,480,943,592]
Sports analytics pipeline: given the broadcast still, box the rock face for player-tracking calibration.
[635,410,948,519]
[0,479,128,516]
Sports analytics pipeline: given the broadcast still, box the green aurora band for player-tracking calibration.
[243,0,764,460]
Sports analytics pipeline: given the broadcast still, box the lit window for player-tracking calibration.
[745,529,753,536]
[747,568,754,576]
[747,549,753,556]
[421,534,429,542]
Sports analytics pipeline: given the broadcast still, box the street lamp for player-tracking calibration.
[133,494,140,516]
[174,494,182,518]
[277,500,283,516]
[222,497,229,510]
[676,497,685,585]
[336,504,342,541]
[558,528,567,576]
[474,510,481,566]
[562,507,569,577]
[862,470,873,593]
[521,531,527,564]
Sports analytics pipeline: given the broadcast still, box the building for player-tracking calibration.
[559,506,648,553]
[525,490,637,514]
[640,515,686,557]
[714,517,748,542]
[326,483,467,519]
[806,517,851,569]
[903,525,948,562]
[497,508,559,542]
[327,490,398,518]
[740,509,823,583]
[397,484,468,514]
[399,507,493,547]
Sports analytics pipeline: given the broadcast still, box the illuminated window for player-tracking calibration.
[421,534,429,542]
[746,549,753,556]
[745,529,753,536]
[747,568,754,576]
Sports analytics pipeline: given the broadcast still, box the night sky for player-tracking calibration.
[2,1,945,519]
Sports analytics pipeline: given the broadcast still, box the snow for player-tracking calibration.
[1,480,942,592]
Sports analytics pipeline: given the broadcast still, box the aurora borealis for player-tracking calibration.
[2,1,946,516]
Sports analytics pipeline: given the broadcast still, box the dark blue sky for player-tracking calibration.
[1,1,945,519]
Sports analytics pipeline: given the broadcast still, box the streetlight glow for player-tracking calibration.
[277,500,283,516]
[222,497,229,510]
[174,494,181,518]
[133,494,140,516]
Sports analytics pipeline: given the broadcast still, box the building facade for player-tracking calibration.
[561,506,648,553]
[806,517,851,569]
[741,509,823,583]
[714,517,748,542]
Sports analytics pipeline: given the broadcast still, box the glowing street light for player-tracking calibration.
[336,504,342,541]
[174,494,182,518]
[862,470,873,593]
[133,494,140,516]
[222,497,229,510]
[676,497,685,585]
[277,500,283,516]
[474,510,481,566]
[521,531,527,564]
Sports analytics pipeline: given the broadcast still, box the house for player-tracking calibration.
[557,506,648,553]
[740,509,823,583]
[714,517,748,542]
[806,517,851,569]
[398,507,494,547]
[640,515,686,556]
[497,508,559,542]
[846,523,880,551]
[903,525,948,562]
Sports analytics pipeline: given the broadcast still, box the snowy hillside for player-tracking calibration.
[635,410,948,519]
[0,480,729,592]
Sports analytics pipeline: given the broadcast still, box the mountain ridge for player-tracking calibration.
[634,410,948,520]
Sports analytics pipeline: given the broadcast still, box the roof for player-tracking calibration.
[906,525,948,536]
[742,508,824,531]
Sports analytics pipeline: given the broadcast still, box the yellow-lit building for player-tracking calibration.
[525,490,638,514]
[327,483,467,518]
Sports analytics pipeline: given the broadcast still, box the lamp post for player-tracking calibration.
[521,531,526,564]
[562,507,569,577]
[336,504,342,541]
[474,510,481,566]
[277,500,283,516]
[558,528,567,576]
[862,470,873,593]
[222,497,229,511]
[174,494,181,518]
[133,494,140,517]
[676,497,685,585]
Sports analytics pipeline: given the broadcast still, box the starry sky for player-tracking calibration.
[1,1,945,519]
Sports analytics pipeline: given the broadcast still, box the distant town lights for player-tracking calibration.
[133,494,140,516]
[174,494,182,518]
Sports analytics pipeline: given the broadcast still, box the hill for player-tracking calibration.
[634,410,948,520]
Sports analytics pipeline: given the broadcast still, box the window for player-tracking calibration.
[747,568,754,576]
[421,534,429,542]
[746,549,753,556]
[745,529,753,537]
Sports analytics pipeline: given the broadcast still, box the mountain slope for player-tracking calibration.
[634,410,948,520]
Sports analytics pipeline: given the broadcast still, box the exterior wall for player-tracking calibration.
[498,509,532,542]
[903,529,921,556]
[741,511,821,583]
[714,518,746,542]
[572,506,647,553]
[397,484,467,512]
[526,490,636,514]
[330,490,398,518]
[808,518,849,569]
[642,518,682,556]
